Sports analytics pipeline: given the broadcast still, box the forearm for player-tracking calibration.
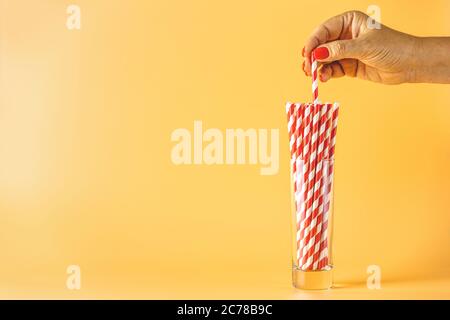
[412,37,450,84]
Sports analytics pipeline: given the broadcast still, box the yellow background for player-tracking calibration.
[1,0,450,299]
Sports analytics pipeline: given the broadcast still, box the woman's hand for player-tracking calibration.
[303,10,450,84]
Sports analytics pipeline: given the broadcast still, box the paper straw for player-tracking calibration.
[311,103,333,269]
[303,52,319,269]
[317,102,339,269]
[286,102,305,265]
[294,104,304,260]
[311,54,319,105]
[292,103,301,193]
[299,103,319,269]
[286,102,297,195]
[286,102,296,154]
[286,102,298,217]
[296,103,312,264]
[302,103,330,269]
[287,53,340,271]
[294,103,304,209]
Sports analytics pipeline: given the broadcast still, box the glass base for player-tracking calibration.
[292,267,333,290]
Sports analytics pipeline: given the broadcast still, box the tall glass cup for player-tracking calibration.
[291,159,334,290]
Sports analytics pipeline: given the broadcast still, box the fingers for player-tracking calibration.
[318,59,359,82]
[303,12,350,74]
[304,13,347,59]
[318,62,344,82]
[316,39,362,63]
[303,11,367,74]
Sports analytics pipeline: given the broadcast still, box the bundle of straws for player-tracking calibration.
[286,54,340,271]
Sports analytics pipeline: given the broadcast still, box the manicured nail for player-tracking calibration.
[313,47,329,60]
[302,47,305,57]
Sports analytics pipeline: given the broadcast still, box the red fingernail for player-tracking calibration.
[302,47,305,57]
[313,47,329,60]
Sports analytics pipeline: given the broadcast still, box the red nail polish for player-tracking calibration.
[302,47,305,57]
[313,47,329,60]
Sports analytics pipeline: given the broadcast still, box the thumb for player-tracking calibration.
[313,39,361,62]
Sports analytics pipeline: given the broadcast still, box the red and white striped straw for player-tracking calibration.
[286,102,296,160]
[299,103,319,269]
[286,53,340,271]
[302,103,330,269]
[294,103,304,248]
[317,102,339,269]
[286,102,305,264]
[297,103,311,264]
[302,53,319,269]
[311,54,319,105]
[286,102,298,205]
[311,103,333,269]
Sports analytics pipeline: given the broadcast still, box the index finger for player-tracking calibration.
[304,11,358,74]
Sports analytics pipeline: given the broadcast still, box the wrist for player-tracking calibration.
[407,36,426,83]
[409,36,450,83]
